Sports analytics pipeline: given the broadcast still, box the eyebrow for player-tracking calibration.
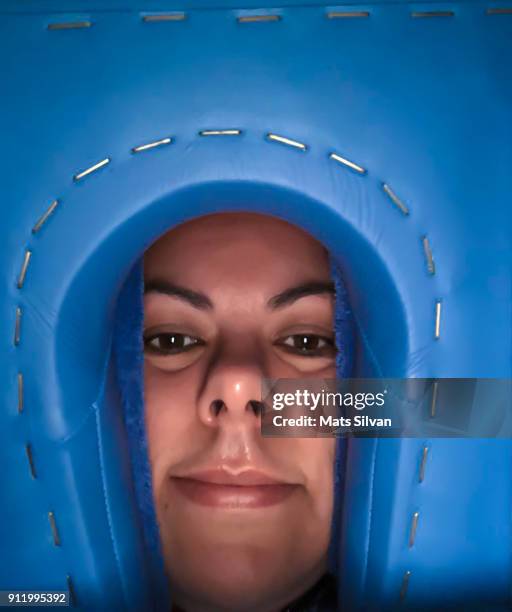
[144,280,214,309]
[266,281,335,309]
[143,279,335,311]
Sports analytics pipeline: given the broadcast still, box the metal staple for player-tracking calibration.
[17,251,32,289]
[411,11,455,18]
[47,21,92,30]
[430,381,439,417]
[434,300,442,339]
[418,446,429,482]
[382,183,410,215]
[17,373,24,413]
[66,575,77,606]
[329,152,366,174]
[73,158,110,182]
[422,236,436,275]
[400,570,411,601]
[14,307,22,346]
[25,444,36,478]
[142,13,186,22]
[267,133,308,151]
[327,11,370,18]
[486,7,512,14]
[199,129,242,136]
[237,14,281,23]
[408,512,419,547]
[32,200,59,234]
[48,511,61,546]
[131,137,172,153]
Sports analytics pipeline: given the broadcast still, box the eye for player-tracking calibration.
[144,332,204,355]
[276,334,336,357]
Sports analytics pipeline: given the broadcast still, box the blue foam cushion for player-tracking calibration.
[1,1,511,609]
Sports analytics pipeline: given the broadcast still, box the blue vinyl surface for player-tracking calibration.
[1,1,511,610]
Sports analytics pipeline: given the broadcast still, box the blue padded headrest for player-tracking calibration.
[1,1,511,610]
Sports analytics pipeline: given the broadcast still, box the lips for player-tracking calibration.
[169,469,300,509]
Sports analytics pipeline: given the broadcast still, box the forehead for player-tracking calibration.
[144,213,331,288]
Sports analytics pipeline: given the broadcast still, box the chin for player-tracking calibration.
[171,581,281,612]
[166,544,321,612]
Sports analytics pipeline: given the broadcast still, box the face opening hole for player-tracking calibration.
[129,211,353,610]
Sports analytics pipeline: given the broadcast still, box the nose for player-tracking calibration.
[197,363,266,429]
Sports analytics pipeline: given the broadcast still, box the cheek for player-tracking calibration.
[264,437,335,531]
[300,438,336,519]
[143,362,197,498]
[279,438,336,565]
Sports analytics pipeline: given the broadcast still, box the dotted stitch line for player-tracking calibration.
[45,8,512,28]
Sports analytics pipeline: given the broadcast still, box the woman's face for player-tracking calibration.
[143,212,337,612]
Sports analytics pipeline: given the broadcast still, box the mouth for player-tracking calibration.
[169,469,300,509]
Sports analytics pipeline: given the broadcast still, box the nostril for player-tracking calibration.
[247,400,264,417]
[211,399,225,417]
